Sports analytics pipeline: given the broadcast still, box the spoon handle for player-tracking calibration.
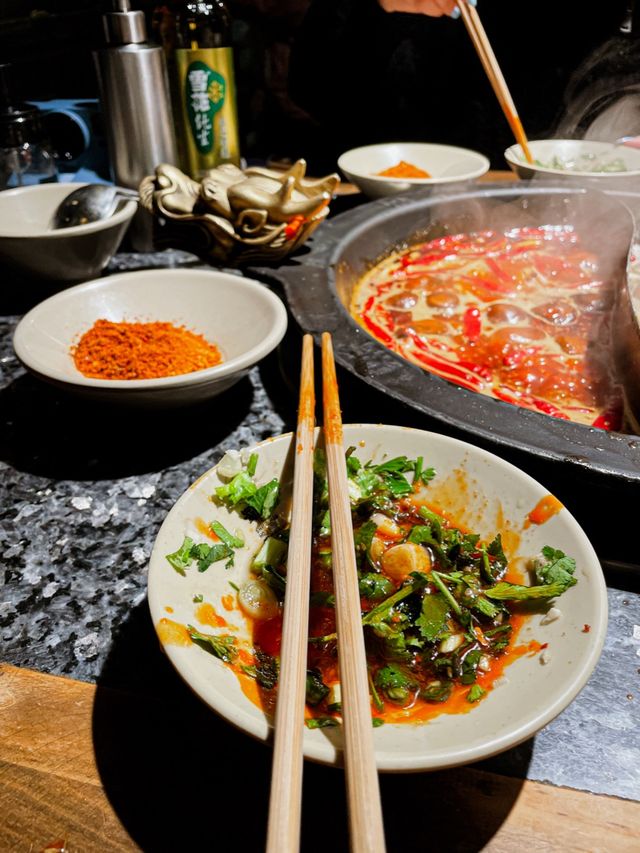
[114,187,140,200]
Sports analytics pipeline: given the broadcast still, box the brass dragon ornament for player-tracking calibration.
[139,160,340,265]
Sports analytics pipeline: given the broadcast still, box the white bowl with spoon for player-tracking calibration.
[0,183,136,281]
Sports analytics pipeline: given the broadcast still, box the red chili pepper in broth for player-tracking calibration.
[456,358,493,382]
[485,257,513,282]
[591,408,622,431]
[362,310,396,348]
[376,305,397,331]
[405,252,449,267]
[492,387,521,405]
[501,240,544,256]
[412,331,491,381]
[413,335,493,382]
[463,306,482,340]
[410,334,485,389]
[492,389,565,421]
[530,398,570,419]
[373,281,397,296]
[518,396,569,421]
[493,384,563,417]
[410,348,483,392]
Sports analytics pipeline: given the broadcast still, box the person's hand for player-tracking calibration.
[379,0,476,18]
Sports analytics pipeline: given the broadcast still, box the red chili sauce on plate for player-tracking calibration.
[242,502,539,726]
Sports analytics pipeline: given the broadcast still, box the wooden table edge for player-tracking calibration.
[1,663,638,851]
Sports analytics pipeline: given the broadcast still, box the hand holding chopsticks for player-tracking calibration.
[457,1,534,164]
[266,333,386,853]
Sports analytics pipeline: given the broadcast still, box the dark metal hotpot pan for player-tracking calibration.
[263,183,640,565]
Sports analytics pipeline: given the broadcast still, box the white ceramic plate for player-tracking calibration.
[13,268,288,406]
[338,143,490,199]
[148,424,606,771]
[504,138,640,180]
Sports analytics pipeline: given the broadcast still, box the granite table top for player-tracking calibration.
[0,250,639,805]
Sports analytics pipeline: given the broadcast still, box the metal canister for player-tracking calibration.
[93,0,177,190]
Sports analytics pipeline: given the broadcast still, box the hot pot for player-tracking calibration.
[263,182,640,566]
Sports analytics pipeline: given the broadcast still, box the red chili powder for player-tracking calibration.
[72,319,223,380]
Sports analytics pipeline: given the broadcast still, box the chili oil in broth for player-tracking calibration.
[351,226,620,428]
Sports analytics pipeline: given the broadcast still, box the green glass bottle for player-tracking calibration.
[157,1,241,177]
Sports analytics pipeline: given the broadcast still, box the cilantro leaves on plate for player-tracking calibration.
[165,523,243,575]
[187,626,237,663]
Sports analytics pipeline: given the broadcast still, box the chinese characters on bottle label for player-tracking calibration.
[185,61,226,154]
[176,47,240,176]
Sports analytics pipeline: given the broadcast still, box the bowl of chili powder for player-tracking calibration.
[12,268,287,405]
[338,142,490,199]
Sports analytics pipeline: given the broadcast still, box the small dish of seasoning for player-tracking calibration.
[12,269,287,406]
[337,142,490,199]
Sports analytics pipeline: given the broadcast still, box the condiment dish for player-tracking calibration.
[148,423,607,771]
[337,143,490,199]
[12,268,288,406]
[0,183,136,281]
[504,138,640,180]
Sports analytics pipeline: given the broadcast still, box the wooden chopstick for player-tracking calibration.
[321,332,387,853]
[458,1,534,164]
[266,334,316,853]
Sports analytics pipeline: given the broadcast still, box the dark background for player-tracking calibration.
[0,0,636,171]
[0,1,319,168]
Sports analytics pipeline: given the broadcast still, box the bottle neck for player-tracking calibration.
[175,1,231,50]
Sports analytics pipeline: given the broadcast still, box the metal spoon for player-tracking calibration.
[51,184,138,229]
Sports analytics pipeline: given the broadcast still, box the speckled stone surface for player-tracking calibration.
[1,253,639,803]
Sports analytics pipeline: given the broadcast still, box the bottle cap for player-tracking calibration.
[103,0,148,46]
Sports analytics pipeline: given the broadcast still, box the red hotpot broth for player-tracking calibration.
[351,226,620,429]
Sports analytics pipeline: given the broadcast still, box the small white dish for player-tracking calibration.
[0,183,136,281]
[504,138,640,180]
[13,268,288,406]
[148,424,607,771]
[337,142,490,199]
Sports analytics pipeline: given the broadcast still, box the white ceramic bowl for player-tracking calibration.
[148,424,607,771]
[13,268,288,406]
[337,142,490,199]
[0,183,136,281]
[504,138,640,180]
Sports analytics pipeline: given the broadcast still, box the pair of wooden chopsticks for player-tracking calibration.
[266,333,386,853]
[457,1,534,164]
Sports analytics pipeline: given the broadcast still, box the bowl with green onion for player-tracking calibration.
[148,423,607,771]
[505,138,640,180]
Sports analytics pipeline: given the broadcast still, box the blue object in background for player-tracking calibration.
[28,98,111,184]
